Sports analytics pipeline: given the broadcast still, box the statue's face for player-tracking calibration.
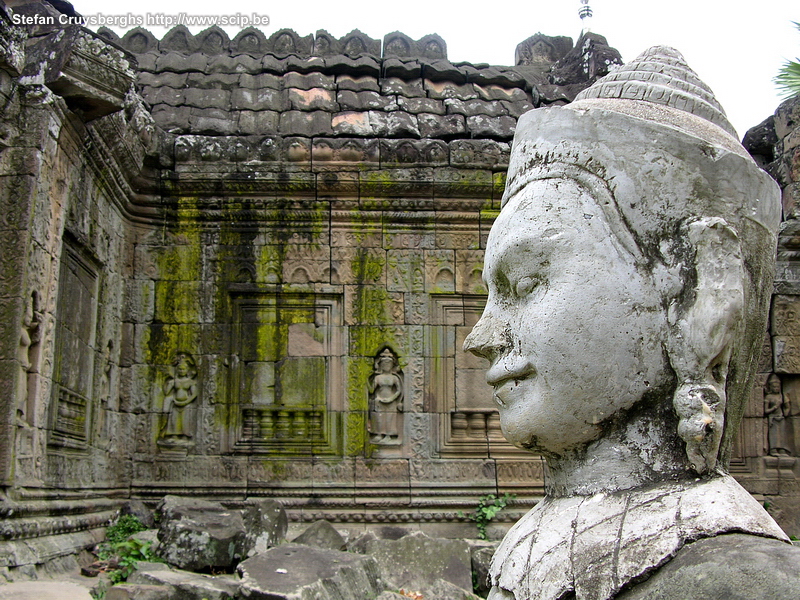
[464,178,668,456]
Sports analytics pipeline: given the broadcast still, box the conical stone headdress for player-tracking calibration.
[573,45,736,136]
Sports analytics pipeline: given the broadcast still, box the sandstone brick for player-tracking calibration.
[284,72,336,90]
[445,98,507,117]
[238,111,280,135]
[280,111,333,137]
[189,108,238,135]
[140,86,185,107]
[287,87,337,111]
[336,75,380,93]
[501,99,535,118]
[239,73,283,90]
[380,77,425,98]
[337,90,397,112]
[136,71,187,88]
[185,72,239,90]
[475,84,529,102]
[397,96,445,115]
[231,87,287,111]
[206,53,262,75]
[425,80,479,101]
[332,112,373,136]
[183,88,230,110]
[418,113,466,139]
[466,115,516,139]
[155,51,208,73]
[150,105,191,133]
[368,111,420,138]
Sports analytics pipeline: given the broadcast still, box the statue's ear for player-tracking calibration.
[667,217,744,474]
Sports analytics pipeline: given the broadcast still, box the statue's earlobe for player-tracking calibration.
[667,217,744,474]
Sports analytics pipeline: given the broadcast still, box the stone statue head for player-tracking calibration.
[464,47,780,479]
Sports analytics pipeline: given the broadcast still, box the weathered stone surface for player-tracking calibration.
[105,584,174,600]
[155,496,247,571]
[237,544,382,600]
[242,499,288,554]
[291,519,346,550]
[616,534,800,600]
[365,531,472,591]
[128,562,238,600]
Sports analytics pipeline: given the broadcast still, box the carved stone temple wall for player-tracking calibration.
[1,0,798,576]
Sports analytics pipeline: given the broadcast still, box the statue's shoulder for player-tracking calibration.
[616,533,800,600]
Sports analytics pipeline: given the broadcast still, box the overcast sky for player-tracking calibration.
[70,0,798,138]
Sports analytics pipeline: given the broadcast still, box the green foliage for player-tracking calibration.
[105,514,148,545]
[776,22,800,98]
[97,515,160,584]
[98,537,161,584]
[460,493,515,540]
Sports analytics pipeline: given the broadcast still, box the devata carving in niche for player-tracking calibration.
[464,47,800,599]
[17,290,41,426]
[368,347,403,445]
[765,374,792,456]
[159,352,198,447]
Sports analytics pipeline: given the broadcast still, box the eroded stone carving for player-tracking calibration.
[368,348,404,445]
[158,352,198,449]
[765,374,793,456]
[464,46,799,600]
[17,290,41,426]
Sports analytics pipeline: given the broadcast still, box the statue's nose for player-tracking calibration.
[463,312,509,360]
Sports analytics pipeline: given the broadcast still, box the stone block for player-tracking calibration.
[502,99,535,118]
[737,417,767,458]
[772,295,800,336]
[237,545,382,600]
[189,108,237,135]
[182,88,231,110]
[284,72,336,90]
[280,111,333,137]
[381,78,425,98]
[383,57,422,79]
[206,53,262,75]
[291,519,346,550]
[324,55,381,78]
[380,139,449,166]
[230,87,287,111]
[287,87,337,111]
[475,84,529,102]
[332,111,372,137]
[774,336,800,374]
[155,496,248,571]
[337,90,397,112]
[184,72,238,90]
[137,71,188,88]
[774,95,800,140]
[150,105,191,133]
[242,499,289,554]
[418,113,466,139]
[337,75,380,93]
[425,80,479,101]
[239,72,283,90]
[237,111,280,135]
[365,531,472,591]
[155,52,207,73]
[128,564,238,600]
[105,583,174,600]
[445,99,507,117]
[466,115,516,140]
[368,112,420,138]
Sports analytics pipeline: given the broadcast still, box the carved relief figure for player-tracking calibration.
[159,352,198,447]
[368,348,403,444]
[765,374,792,456]
[464,47,800,600]
[17,291,41,426]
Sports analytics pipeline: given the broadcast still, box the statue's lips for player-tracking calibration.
[489,364,536,409]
